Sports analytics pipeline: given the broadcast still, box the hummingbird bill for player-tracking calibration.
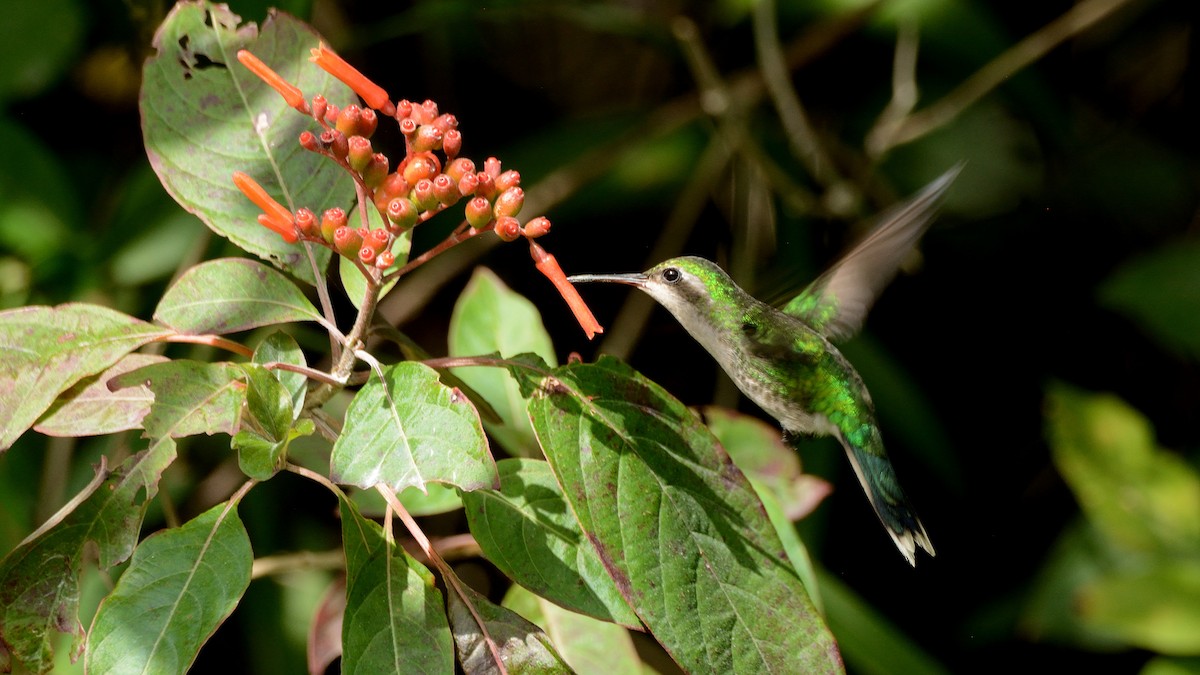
[568,166,960,566]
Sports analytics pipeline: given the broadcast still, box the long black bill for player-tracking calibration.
[566,272,649,287]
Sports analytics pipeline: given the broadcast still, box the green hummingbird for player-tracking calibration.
[568,167,960,566]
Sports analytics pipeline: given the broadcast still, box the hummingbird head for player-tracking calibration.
[568,256,736,320]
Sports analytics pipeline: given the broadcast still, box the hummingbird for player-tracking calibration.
[568,166,960,566]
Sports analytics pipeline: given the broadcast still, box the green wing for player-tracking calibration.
[782,165,961,341]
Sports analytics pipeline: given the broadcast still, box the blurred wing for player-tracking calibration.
[782,164,962,341]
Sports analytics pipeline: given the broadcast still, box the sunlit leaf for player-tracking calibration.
[447,574,571,674]
[154,258,322,334]
[141,1,354,283]
[0,303,170,450]
[513,355,841,673]
[449,267,558,457]
[35,353,168,437]
[339,495,452,674]
[86,500,252,673]
[252,330,307,418]
[330,362,496,493]
[502,584,646,675]
[463,458,640,627]
[0,438,176,672]
[110,360,247,438]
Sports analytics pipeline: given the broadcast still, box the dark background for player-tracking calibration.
[1,0,1197,672]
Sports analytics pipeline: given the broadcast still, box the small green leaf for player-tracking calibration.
[239,363,293,441]
[330,362,496,493]
[0,438,176,672]
[253,330,307,418]
[154,258,322,335]
[232,431,287,481]
[0,303,170,450]
[86,500,252,674]
[463,458,639,627]
[1099,239,1200,359]
[339,495,453,674]
[110,360,246,438]
[450,268,558,457]
[502,584,647,675]
[447,574,572,674]
[522,356,840,673]
[35,353,168,437]
[141,2,354,283]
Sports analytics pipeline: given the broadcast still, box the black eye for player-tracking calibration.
[662,267,681,283]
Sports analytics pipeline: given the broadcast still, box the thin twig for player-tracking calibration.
[251,549,345,579]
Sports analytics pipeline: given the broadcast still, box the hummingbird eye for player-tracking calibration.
[661,267,681,284]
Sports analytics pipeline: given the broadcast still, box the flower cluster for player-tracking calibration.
[233,45,602,338]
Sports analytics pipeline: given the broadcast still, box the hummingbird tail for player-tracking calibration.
[839,438,934,567]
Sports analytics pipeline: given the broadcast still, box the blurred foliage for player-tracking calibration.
[0,0,1198,672]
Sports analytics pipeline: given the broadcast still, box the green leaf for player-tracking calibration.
[447,574,572,674]
[347,483,465,519]
[140,2,353,283]
[502,584,647,675]
[1078,562,1200,654]
[519,356,841,673]
[0,0,83,102]
[330,362,497,493]
[817,567,951,675]
[1045,383,1200,553]
[252,330,308,418]
[1099,239,1200,359]
[701,406,832,521]
[0,438,176,672]
[35,353,168,437]
[0,303,170,450]
[232,431,287,481]
[154,258,322,334]
[1141,657,1200,675]
[239,363,293,441]
[339,495,453,674]
[449,267,558,457]
[110,360,247,438]
[463,458,640,627]
[86,500,253,674]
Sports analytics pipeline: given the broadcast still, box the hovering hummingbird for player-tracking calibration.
[568,167,960,566]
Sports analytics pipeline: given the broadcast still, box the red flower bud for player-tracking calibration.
[311,95,327,123]
[358,107,378,138]
[294,207,317,237]
[310,42,394,116]
[474,171,496,200]
[363,153,389,188]
[411,178,438,212]
[417,99,438,124]
[457,171,479,196]
[493,187,524,218]
[402,155,439,185]
[376,250,396,269]
[432,174,459,206]
[374,172,410,212]
[320,207,347,243]
[445,157,476,183]
[386,197,417,232]
[299,130,320,152]
[336,104,362,137]
[483,156,501,178]
[494,216,522,242]
[258,213,298,243]
[347,135,373,173]
[464,196,492,229]
[334,225,363,256]
[412,124,443,153]
[358,246,376,265]
[395,99,414,120]
[237,50,307,113]
[322,129,348,161]
[366,227,390,253]
[522,216,551,238]
[323,103,340,126]
[495,170,521,192]
[399,117,418,138]
[441,129,462,159]
[232,172,294,233]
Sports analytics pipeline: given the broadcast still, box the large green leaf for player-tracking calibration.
[154,258,322,334]
[141,1,354,283]
[86,500,252,673]
[110,360,247,438]
[339,495,453,674]
[463,458,640,627]
[0,303,170,450]
[449,267,558,457]
[330,362,496,493]
[34,353,168,437]
[447,575,572,674]
[514,355,841,673]
[502,584,646,675]
[0,437,176,673]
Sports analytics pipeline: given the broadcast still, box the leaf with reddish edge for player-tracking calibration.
[140,2,356,284]
[447,571,572,674]
[330,362,496,494]
[338,494,452,674]
[511,354,842,674]
[0,437,177,673]
[307,577,346,675]
[109,360,246,438]
[0,303,171,451]
[155,258,323,335]
[35,353,169,437]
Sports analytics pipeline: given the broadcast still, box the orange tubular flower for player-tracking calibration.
[236,50,307,113]
[529,240,604,340]
[309,43,395,116]
[233,171,296,241]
